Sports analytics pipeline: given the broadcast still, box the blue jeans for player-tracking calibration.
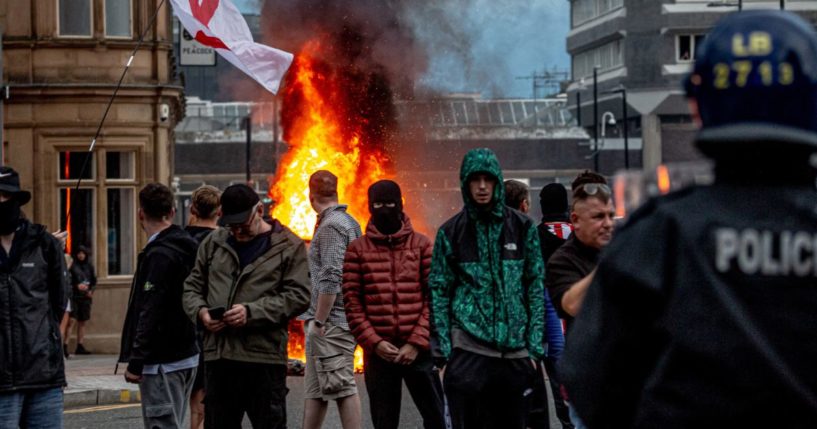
[0,387,63,429]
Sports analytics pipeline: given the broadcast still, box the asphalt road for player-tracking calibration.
[65,374,563,428]
[65,375,425,429]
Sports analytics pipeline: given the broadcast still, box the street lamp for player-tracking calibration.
[602,86,630,169]
[593,67,599,172]
[601,112,616,138]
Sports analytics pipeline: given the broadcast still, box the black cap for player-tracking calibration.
[0,166,31,206]
[539,183,568,220]
[219,184,260,226]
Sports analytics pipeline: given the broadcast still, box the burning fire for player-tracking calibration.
[287,320,365,374]
[277,41,396,374]
[63,153,72,254]
[269,41,392,240]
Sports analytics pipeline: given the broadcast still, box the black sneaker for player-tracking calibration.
[75,344,91,355]
[63,344,70,359]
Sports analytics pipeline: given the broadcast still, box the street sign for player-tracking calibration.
[180,28,216,66]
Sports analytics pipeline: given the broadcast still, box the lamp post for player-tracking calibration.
[602,86,629,169]
[245,113,252,185]
[593,67,599,172]
[601,112,616,156]
[575,78,586,127]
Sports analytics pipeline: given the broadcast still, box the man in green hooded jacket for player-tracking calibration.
[429,148,545,429]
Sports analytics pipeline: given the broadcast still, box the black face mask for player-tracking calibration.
[371,206,402,235]
[0,199,21,235]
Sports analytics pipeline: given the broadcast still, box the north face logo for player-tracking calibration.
[504,243,517,251]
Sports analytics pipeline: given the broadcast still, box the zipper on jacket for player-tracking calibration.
[391,249,399,340]
[3,274,14,384]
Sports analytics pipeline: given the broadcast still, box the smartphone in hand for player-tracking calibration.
[208,306,226,320]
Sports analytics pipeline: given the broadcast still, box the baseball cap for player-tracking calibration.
[219,184,260,226]
[0,166,32,206]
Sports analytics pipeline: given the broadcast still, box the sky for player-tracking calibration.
[232,0,571,99]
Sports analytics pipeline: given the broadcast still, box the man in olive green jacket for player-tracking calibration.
[183,184,311,429]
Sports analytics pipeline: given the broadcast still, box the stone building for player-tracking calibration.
[1,0,184,352]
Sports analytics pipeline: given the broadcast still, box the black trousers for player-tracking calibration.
[444,349,535,429]
[204,360,288,429]
[544,358,575,429]
[364,350,446,429]
[527,361,551,429]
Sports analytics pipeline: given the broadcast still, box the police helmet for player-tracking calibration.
[685,11,817,155]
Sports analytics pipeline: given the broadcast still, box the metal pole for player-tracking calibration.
[273,97,280,171]
[739,0,742,11]
[245,114,252,184]
[593,67,599,172]
[622,88,629,169]
[780,0,784,9]
[576,91,582,127]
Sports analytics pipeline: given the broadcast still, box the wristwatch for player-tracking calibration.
[313,319,325,328]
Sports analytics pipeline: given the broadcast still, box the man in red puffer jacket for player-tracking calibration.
[342,180,446,429]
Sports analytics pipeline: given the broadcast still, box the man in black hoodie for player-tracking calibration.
[120,183,200,428]
[0,166,70,427]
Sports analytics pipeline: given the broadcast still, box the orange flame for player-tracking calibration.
[269,43,392,239]
[657,164,671,195]
[286,320,365,373]
[63,153,72,255]
[277,42,395,374]
[287,319,306,362]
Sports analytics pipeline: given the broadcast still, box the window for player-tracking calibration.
[57,148,137,277]
[107,188,135,274]
[59,0,92,36]
[105,0,132,37]
[59,188,94,260]
[572,40,624,79]
[677,34,706,63]
[572,0,624,27]
[59,151,94,180]
[106,151,135,180]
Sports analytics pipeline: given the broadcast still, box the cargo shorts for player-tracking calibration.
[303,320,358,400]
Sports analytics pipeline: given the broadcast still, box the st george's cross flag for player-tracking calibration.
[170,0,294,94]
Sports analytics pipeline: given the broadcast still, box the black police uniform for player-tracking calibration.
[560,11,817,429]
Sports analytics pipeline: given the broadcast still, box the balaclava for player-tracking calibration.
[368,180,403,235]
[0,199,21,235]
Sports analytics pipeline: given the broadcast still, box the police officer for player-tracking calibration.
[559,11,817,428]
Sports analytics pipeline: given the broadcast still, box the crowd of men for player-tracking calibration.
[2,9,817,429]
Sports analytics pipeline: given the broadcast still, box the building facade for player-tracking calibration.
[1,0,184,352]
[394,95,608,230]
[566,0,817,173]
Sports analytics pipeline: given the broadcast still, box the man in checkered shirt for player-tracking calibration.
[300,170,362,429]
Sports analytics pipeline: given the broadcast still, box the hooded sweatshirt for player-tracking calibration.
[119,225,200,375]
[429,148,545,362]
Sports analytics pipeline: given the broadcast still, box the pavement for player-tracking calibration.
[64,355,141,408]
[65,355,563,429]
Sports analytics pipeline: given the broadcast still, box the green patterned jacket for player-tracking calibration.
[429,148,545,361]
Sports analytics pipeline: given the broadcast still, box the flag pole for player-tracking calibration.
[66,0,167,229]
